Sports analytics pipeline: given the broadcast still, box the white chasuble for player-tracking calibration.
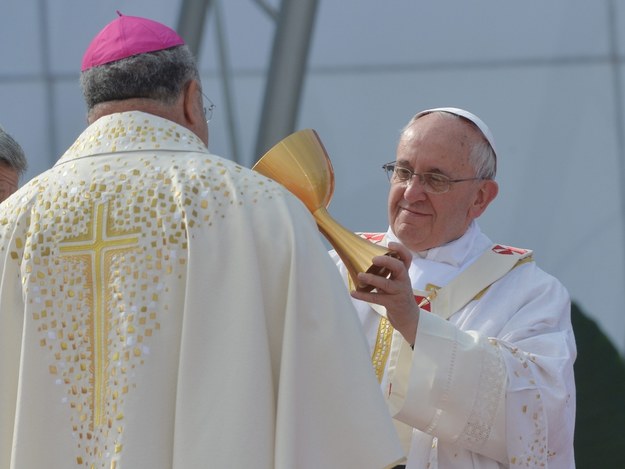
[0,111,404,469]
[331,221,576,469]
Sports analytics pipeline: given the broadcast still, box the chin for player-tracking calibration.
[394,226,428,251]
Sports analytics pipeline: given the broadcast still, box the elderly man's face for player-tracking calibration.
[387,113,498,252]
[0,163,19,202]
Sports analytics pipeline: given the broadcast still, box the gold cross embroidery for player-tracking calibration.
[59,201,140,430]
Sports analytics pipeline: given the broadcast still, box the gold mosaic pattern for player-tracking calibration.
[58,201,140,430]
[0,112,282,468]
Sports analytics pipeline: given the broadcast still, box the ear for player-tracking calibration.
[469,179,499,219]
[182,79,203,126]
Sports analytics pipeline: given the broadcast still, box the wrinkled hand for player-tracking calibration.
[351,242,419,347]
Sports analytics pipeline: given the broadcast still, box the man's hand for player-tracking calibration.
[350,242,419,347]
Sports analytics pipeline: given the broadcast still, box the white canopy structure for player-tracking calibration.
[1,0,624,356]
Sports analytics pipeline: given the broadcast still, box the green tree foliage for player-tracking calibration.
[571,301,625,468]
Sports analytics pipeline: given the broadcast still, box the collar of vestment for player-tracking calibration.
[384,221,493,295]
[56,111,208,166]
[369,222,532,318]
[384,220,490,269]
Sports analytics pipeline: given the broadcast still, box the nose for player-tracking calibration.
[402,175,428,201]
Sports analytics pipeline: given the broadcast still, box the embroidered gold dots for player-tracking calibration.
[2,111,284,468]
[502,342,550,467]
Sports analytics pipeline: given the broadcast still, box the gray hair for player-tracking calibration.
[402,111,497,180]
[0,126,27,178]
[80,45,200,111]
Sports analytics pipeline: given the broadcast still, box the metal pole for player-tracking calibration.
[214,0,241,164]
[253,0,319,160]
[176,0,213,57]
[37,0,57,166]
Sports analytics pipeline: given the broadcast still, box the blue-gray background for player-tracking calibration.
[2,0,624,353]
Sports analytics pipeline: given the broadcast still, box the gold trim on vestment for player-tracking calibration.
[372,317,394,383]
[473,255,533,301]
[347,273,398,383]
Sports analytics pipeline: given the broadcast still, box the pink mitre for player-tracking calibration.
[81,11,185,71]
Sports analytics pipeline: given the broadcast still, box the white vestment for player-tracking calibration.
[0,111,404,469]
[331,221,576,468]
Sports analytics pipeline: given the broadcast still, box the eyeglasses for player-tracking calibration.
[201,91,216,123]
[382,161,485,194]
